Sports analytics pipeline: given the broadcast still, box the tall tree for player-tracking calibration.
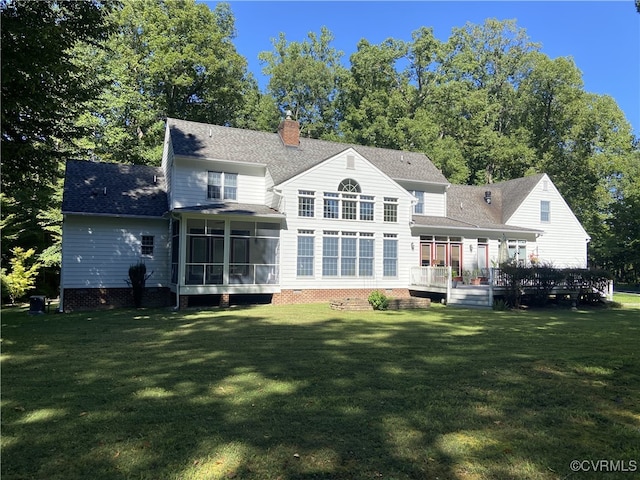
[259,26,346,138]
[1,0,115,269]
[79,0,251,165]
[340,38,411,148]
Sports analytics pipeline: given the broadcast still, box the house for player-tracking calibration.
[59,117,590,311]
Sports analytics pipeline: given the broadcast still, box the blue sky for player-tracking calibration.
[205,1,639,137]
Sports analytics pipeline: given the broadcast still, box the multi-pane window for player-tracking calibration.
[339,178,361,193]
[297,231,315,276]
[342,194,357,220]
[540,200,550,222]
[360,195,374,221]
[323,183,374,222]
[341,234,357,276]
[508,239,527,264]
[298,190,315,217]
[208,171,237,200]
[411,190,425,214]
[323,193,339,218]
[383,197,398,222]
[322,232,339,276]
[141,235,154,256]
[383,235,398,277]
[359,235,374,277]
[322,231,374,277]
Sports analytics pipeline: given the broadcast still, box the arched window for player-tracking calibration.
[338,178,361,193]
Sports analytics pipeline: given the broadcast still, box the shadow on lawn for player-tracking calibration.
[2,305,639,480]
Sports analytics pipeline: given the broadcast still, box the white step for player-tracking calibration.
[448,286,492,308]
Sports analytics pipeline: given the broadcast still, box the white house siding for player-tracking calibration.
[161,129,174,208]
[397,181,447,217]
[506,175,589,268]
[171,157,266,209]
[61,215,170,288]
[277,149,416,291]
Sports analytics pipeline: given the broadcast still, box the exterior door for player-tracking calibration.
[434,244,447,266]
[477,244,488,275]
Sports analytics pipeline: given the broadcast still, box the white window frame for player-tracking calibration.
[540,200,550,223]
[141,235,154,257]
[298,190,315,217]
[207,171,237,201]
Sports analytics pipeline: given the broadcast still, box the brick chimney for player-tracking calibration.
[278,110,300,147]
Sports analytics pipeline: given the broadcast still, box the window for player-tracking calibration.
[540,200,550,222]
[297,232,315,276]
[342,194,357,220]
[411,191,425,214]
[322,233,339,276]
[339,178,361,193]
[508,239,527,264]
[208,171,237,200]
[384,198,398,222]
[298,190,315,217]
[323,193,339,218]
[360,195,374,221]
[359,236,374,277]
[383,235,398,277]
[141,235,154,256]
[341,234,357,276]
[322,231,374,277]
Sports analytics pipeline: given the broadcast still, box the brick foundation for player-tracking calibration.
[272,288,411,305]
[62,287,172,312]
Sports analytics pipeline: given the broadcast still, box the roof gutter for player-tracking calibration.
[63,211,169,219]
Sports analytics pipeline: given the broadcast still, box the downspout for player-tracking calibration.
[58,215,66,312]
[170,214,180,310]
[272,187,285,213]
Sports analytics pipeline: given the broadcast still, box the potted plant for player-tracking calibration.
[462,270,472,285]
[452,270,463,288]
[467,269,482,285]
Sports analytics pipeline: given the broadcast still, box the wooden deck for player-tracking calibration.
[409,266,613,308]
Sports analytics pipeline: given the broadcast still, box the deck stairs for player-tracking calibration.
[448,285,492,308]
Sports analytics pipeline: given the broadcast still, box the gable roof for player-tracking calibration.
[430,174,547,234]
[62,160,167,217]
[167,117,449,185]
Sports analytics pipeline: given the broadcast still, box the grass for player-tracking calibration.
[1,300,639,480]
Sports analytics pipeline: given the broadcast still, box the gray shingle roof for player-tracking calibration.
[173,203,284,218]
[62,160,167,217]
[168,118,449,185]
[440,174,546,233]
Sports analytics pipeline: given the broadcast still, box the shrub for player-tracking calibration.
[126,262,152,308]
[493,298,508,311]
[1,247,41,304]
[368,290,389,310]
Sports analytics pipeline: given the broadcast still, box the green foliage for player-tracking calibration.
[1,0,115,197]
[368,290,389,310]
[492,298,508,311]
[1,247,41,304]
[499,263,614,308]
[78,0,251,165]
[259,26,347,139]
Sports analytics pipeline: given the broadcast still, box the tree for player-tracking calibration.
[78,0,251,165]
[1,0,115,196]
[340,38,411,148]
[259,27,346,138]
[1,0,115,291]
[1,247,41,304]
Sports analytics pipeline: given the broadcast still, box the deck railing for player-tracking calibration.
[410,266,451,289]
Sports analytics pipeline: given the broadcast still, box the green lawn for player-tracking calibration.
[2,301,639,480]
